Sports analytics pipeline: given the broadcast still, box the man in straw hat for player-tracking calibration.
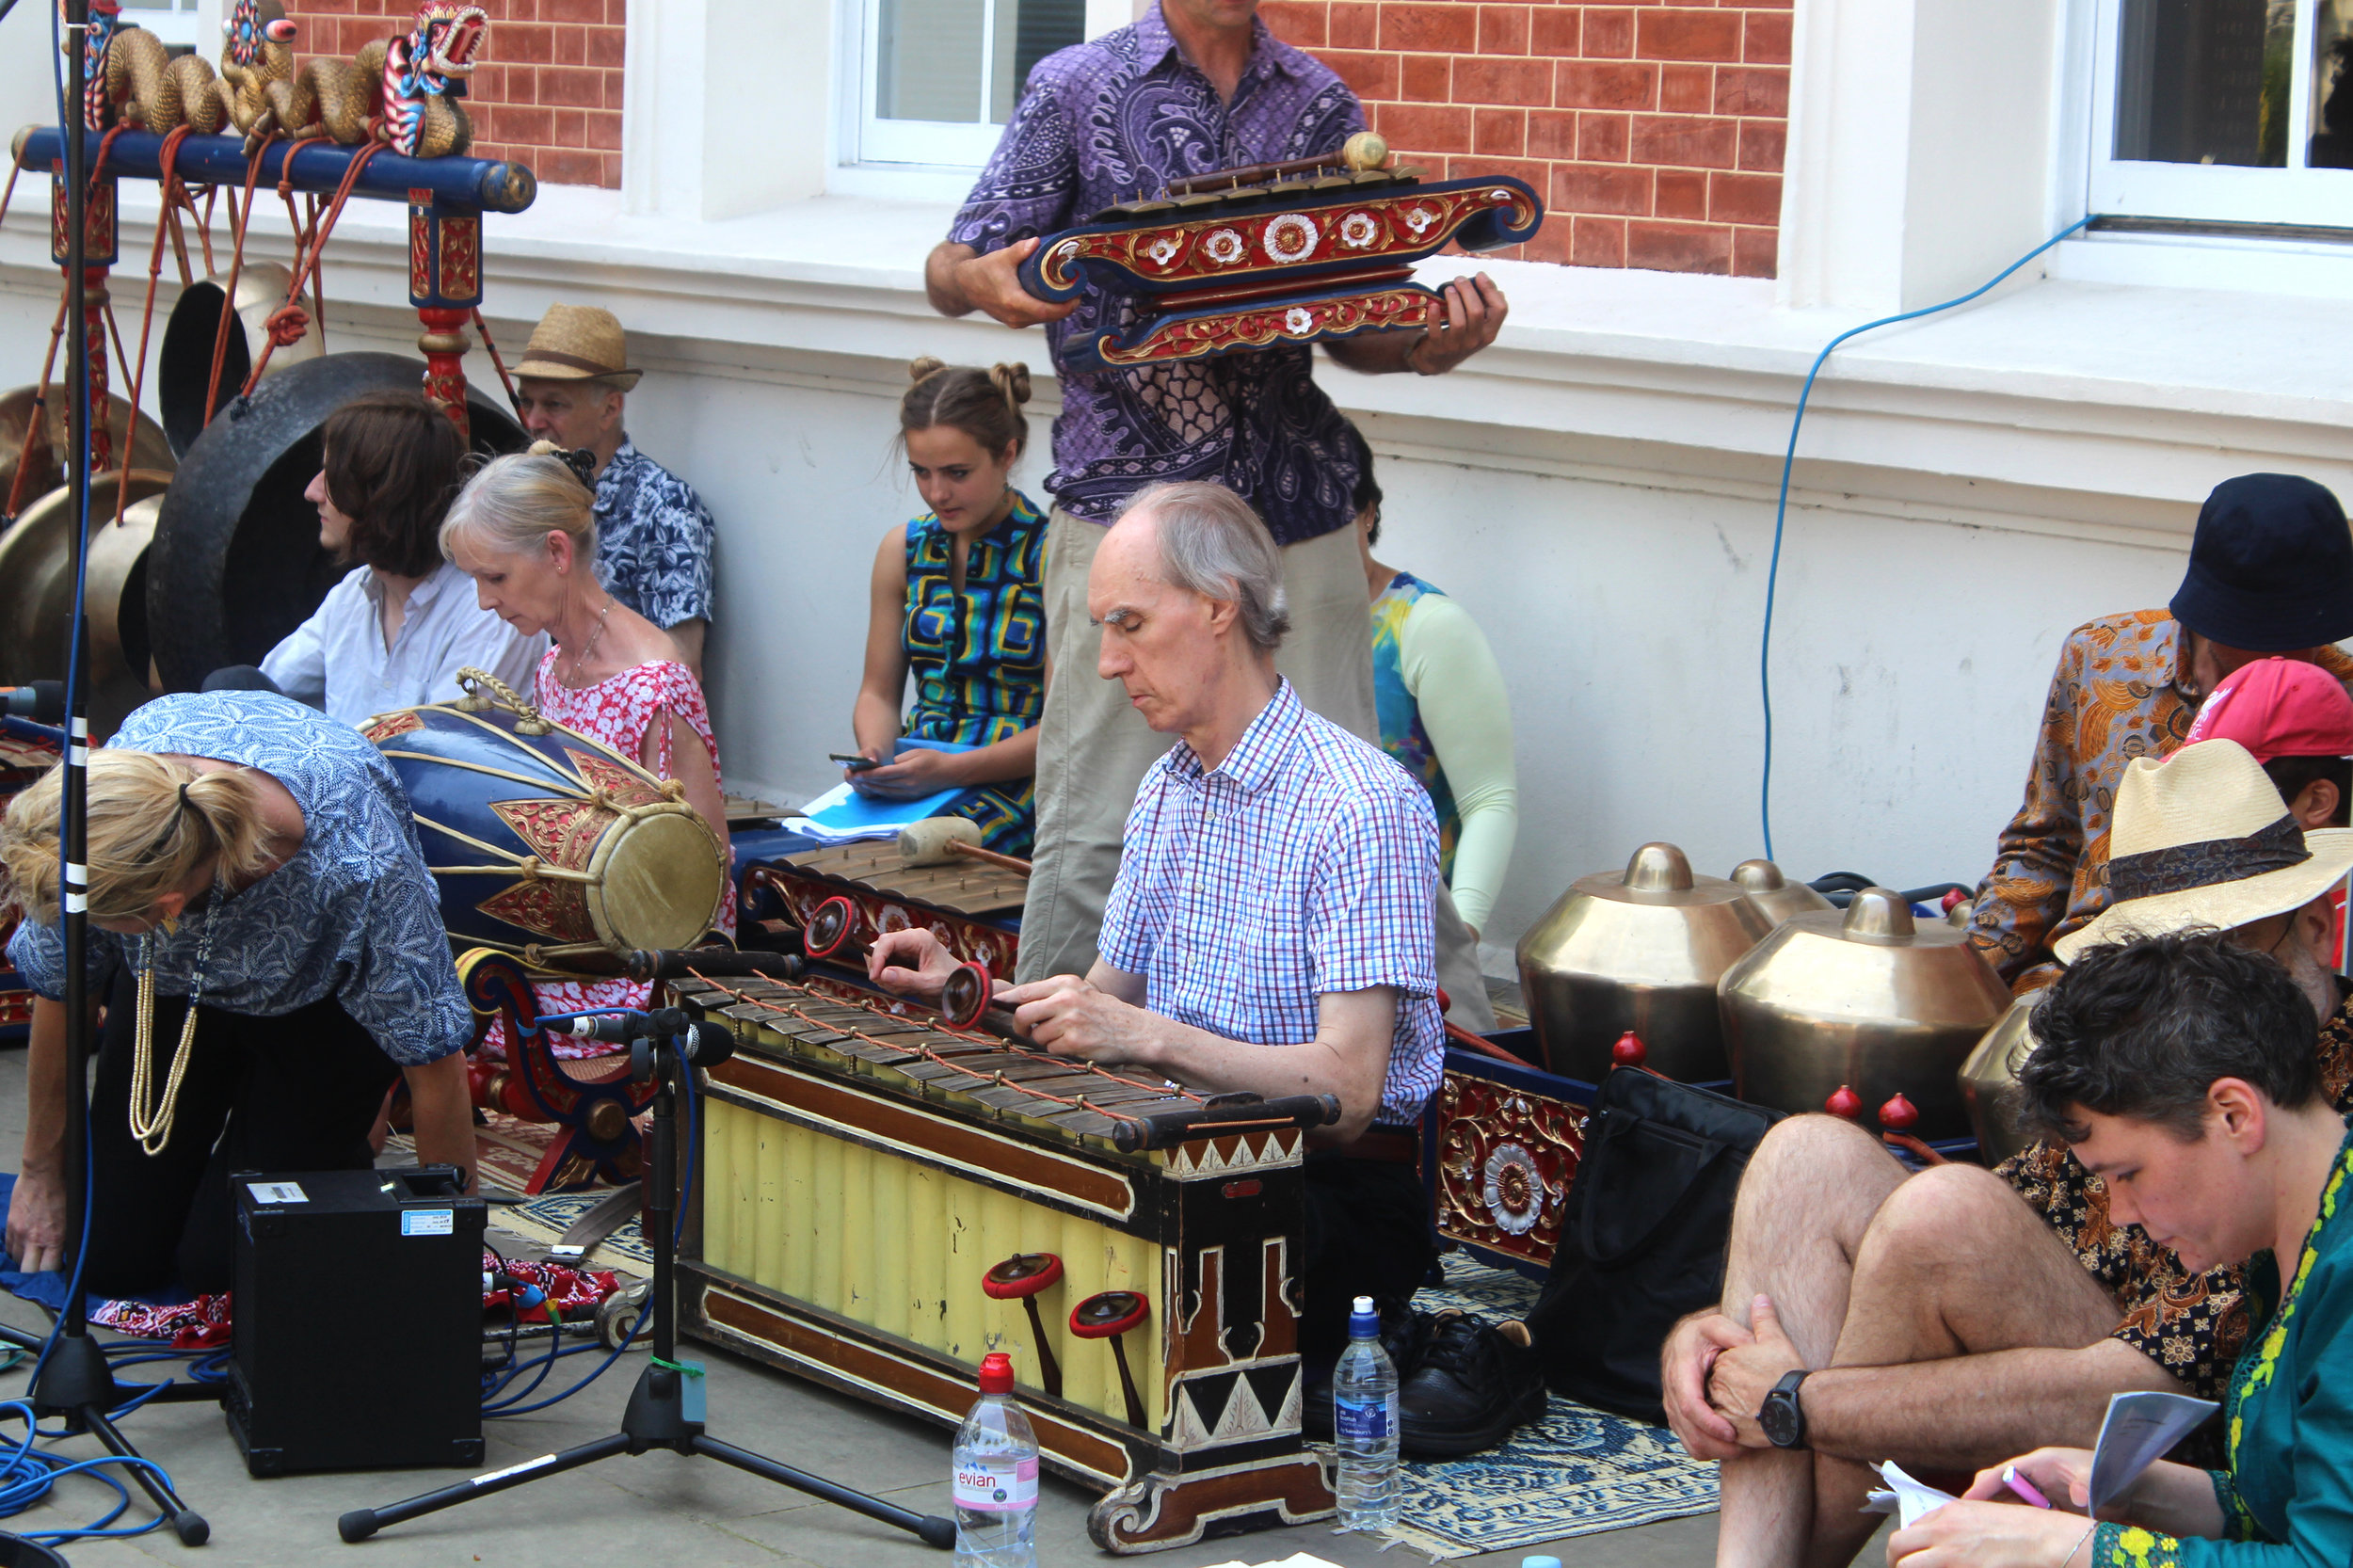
[1968,472,2353,996]
[511,303,716,673]
[1659,738,2353,1568]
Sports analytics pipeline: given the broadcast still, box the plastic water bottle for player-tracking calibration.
[952,1352,1039,1567]
[1333,1294,1401,1530]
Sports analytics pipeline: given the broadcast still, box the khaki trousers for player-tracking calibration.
[1017,507,1496,1032]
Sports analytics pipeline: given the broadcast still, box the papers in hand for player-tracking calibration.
[1864,1390,2217,1528]
[788,738,977,844]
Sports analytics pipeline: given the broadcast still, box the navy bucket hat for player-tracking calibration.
[2171,473,2353,652]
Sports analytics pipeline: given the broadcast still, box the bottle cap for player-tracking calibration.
[978,1351,1015,1395]
[1349,1295,1379,1337]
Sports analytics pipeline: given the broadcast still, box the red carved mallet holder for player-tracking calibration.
[1070,1289,1151,1429]
[983,1253,1064,1399]
[408,187,483,437]
[46,154,118,479]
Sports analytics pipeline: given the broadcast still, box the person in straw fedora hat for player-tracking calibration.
[1660,737,2353,1568]
[512,303,715,675]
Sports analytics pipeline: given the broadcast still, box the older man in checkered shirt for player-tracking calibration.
[872,478,1446,1363]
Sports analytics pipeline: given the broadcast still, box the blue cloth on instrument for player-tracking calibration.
[595,439,716,632]
[1097,679,1445,1123]
[8,692,470,1066]
[944,4,1370,545]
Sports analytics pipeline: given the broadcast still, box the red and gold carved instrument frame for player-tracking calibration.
[1423,1045,1593,1279]
[1019,171,1542,372]
[669,972,1341,1554]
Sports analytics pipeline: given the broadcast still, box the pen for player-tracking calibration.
[2002,1465,2053,1509]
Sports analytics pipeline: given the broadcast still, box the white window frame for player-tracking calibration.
[118,0,204,49]
[850,0,1018,169]
[2088,0,2353,226]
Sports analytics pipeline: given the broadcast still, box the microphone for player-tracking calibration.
[559,1011,733,1064]
[3,681,63,724]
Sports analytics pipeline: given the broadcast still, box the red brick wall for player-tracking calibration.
[281,1,625,189]
[1263,0,1788,277]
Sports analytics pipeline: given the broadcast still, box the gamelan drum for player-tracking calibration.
[362,672,727,972]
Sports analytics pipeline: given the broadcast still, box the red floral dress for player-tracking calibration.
[480,654,735,1061]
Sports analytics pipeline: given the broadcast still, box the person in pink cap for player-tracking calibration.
[2185,655,2353,966]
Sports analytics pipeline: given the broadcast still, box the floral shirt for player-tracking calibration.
[945,3,1369,544]
[477,656,734,1062]
[1998,989,2353,1405]
[1967,611,2353,993]
[594,440,715,632]
[6,692,469,1065]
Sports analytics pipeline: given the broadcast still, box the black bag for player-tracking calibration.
[1525,1066,1784,1423]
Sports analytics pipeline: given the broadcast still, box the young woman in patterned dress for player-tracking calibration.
[440,444,733,1057]
[845,359,1047,856]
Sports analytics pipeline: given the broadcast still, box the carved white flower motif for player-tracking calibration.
[1146,234,1181,265]
[1481,1142,1545,1235]
[1338,211,1380,248]
[1403,204,1439,236]
[1284,306,1314,335]
[1204,228,1246,264]
[1262,211,1320,264]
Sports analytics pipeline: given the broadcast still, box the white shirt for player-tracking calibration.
[261,561,547,727]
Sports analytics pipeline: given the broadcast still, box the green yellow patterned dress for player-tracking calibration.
[2096,1126,2353,1565]
[900,493,1047,856]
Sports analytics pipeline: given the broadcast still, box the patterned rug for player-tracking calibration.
[1373,1255,1720,1560]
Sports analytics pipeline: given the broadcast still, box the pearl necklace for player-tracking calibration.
[127,916,216,1157]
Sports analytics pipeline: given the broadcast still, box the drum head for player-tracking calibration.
[595,809,725,952]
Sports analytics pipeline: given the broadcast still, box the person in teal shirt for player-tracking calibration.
[848,358,1048,855]
[1349,438,1517,940]
[1891,927,2353,1568]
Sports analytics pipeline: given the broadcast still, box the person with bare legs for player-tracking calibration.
[1660,739,2353,1567]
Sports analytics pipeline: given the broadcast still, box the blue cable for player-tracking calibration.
[1756,216,2094,862]
[485,1060,696,1418]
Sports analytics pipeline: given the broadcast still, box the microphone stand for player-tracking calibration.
[0,13,215,1542]
[338,1012,953,1550]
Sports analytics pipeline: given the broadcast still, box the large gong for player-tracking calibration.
[147,352,525,691]
[0,470,174,741]
[0,383,172,511]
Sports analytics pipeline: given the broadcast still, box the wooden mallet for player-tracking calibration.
[897,817,1032,877]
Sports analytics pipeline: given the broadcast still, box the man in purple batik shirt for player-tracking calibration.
[927,0,1509,1010]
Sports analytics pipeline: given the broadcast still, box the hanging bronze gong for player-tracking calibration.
[156,262,325,456]
[0,471,174,740]
[145,352,525,691]
[0,383,172,518]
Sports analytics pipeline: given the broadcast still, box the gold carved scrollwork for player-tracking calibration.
[1431,1073,1588,1272]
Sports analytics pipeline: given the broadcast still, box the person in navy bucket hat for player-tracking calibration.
[2174,473,2353,653]
[1966,472,2353,994]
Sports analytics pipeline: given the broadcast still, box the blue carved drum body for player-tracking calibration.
[363,676,725,972]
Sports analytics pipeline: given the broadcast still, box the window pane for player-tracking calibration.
[992,0,1085,121]
[2114,0,2295,166]
[877,0,984,123]
[2313,0,2353,165]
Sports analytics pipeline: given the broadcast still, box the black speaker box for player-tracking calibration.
[225,1165,486,1477]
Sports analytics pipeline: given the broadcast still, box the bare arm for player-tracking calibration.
[402,1051,478,1194]
[644,711,731,868]
[851,526,914,764]
[1323,274,1508,376]
[6,996,80,1273]
[1763,1338,2184,1470]
[924,240,1079,328]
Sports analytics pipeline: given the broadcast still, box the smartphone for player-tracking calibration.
[829,752,882,772]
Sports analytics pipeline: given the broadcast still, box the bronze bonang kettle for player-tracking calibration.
[1514,841,1772,1082]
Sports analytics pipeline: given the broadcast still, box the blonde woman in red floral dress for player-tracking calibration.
[440,443,734,1058]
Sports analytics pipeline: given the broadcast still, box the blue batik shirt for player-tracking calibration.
[1097,680,1445,1124]
[594,439,716,632]
[7,692,470,1066]
[946,3,1369,544]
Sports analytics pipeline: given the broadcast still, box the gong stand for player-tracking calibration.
[0,7,214,1545]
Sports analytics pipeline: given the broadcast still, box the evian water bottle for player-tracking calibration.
[952,1351,1039,1567]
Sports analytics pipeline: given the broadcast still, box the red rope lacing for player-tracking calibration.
[241,139,383,396]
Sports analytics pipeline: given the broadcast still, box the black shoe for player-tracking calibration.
[1303,1302,1441,1440]
[1399,1311,1547,1458]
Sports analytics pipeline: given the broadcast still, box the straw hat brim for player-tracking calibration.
[2054,825,2353,963]
[513,360,642,392]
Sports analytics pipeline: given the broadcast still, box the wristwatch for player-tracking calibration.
[1759,1369,1812,1449]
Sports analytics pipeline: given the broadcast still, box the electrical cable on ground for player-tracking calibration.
[1757,216,2094,862]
